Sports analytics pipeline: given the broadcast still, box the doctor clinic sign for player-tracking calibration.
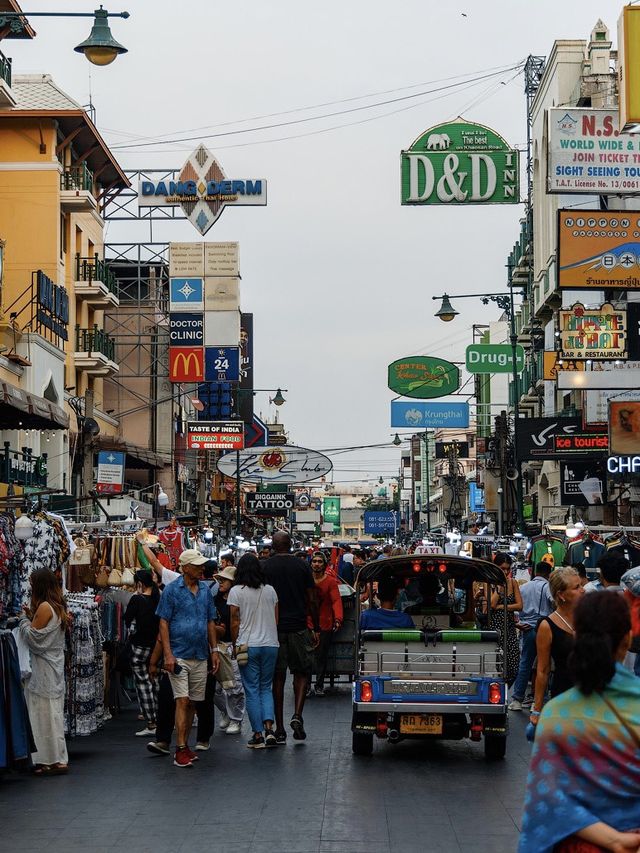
[401,119,519,205]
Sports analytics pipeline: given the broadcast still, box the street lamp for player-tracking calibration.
[432,288,525,534]
[392,434,402,447]
[270,388,286,407]
[0,7,130,66]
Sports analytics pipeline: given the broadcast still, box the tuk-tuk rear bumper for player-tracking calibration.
[354,701,507,714]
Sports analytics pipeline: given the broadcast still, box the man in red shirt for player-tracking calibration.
[308,552,343,696]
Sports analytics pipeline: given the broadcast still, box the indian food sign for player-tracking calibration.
[559,303,627,361]
[387,356,459,399]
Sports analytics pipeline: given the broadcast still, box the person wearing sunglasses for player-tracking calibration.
[308,552,343,696]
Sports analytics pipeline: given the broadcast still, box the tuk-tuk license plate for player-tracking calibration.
[400,714,443,735]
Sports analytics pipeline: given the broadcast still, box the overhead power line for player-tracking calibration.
[110,63,524,151]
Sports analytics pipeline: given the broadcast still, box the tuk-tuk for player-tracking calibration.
[351,554,509,759]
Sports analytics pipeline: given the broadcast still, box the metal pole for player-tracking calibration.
[497,487,504,537]
[82,389,94,505]
[235,450,241,538]
[424,430,431,533]
[508,285,524,533]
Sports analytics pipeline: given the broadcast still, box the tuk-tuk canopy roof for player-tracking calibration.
[356,554,506,587]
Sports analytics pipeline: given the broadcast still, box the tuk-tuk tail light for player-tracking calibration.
[376,715,388,737]
[489,682,502,704]
[360,681,373,702]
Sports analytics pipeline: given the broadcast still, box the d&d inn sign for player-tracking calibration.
[401,119,519,205]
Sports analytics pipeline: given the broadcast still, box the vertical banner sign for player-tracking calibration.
[239,313,254,424]
[619,5,640,133]
[401,119,519,205]
[96,451,125,495]
[323,497,341,532]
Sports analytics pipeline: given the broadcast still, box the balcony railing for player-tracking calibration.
[0,50,12,88]
[75,255,118,295]
[61,163,94,192]
[75,325,116,362]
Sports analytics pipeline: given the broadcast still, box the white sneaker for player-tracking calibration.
[195,741,210,751]
[136,726,156,737]
[225,721,241,735]
[508,699,523,712]
[218,713,230,731]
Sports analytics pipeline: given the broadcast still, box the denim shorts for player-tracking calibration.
[275,629,314,675]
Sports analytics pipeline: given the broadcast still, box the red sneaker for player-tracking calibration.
[185,747,199,762]
[173,748,193,768]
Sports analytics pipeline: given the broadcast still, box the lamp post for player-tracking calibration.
[433,288,525,533]
[0,7,130,66]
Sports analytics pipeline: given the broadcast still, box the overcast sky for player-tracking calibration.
[8,0,624,489]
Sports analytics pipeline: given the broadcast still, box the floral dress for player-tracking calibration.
[489,587,520,686]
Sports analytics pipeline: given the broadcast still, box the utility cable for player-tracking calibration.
[111,64,524,151]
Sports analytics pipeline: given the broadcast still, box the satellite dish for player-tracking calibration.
[82,417,100,436]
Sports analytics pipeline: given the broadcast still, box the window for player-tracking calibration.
[60,213,67,260]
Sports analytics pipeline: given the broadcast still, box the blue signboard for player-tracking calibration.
[96,451,125,495]
[169,313,204,346]
[364,511,396,535]
[390,401,469,429]
[469,482,485,513]
[169,278,204,310]
[205,346,240,382]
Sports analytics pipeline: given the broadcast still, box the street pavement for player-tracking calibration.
[1,688,531,853]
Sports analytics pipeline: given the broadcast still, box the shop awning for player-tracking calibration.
[0,382,69,429]
[94,437,168,470]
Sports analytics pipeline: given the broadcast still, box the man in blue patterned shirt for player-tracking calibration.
[156,549,220,768]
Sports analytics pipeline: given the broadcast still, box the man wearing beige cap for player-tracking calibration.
[156,549,220,768]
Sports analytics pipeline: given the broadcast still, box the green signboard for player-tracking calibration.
[388,356,460,399]
[401,119,519,205]
[323,496,341,532]
[466,344,525,374]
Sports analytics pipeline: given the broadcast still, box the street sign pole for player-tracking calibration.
[424,430,431,533]
[236,450,241,538]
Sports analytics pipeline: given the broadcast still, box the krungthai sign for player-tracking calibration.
[138,145,267,235]
[387,356,459,399]
[559,303,627,360]
[401,119,519,205]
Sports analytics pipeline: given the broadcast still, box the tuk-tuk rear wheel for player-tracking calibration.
[484,734,507,760]
[352,732,373,756]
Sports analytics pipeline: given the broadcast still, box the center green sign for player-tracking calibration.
[466,344,525,374]
[401,118,519,205]
[388,356,460,399]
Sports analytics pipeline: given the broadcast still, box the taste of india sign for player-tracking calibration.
[401,118,519,205]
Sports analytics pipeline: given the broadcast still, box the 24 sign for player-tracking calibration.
[205,347,240,382]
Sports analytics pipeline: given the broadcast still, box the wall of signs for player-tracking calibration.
[168,242,243,441]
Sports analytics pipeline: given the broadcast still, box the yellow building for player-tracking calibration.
[0,71,129,498]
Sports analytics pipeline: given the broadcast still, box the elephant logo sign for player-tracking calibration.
[426,133,451,150]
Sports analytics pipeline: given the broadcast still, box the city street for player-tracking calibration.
[1,689,530,853]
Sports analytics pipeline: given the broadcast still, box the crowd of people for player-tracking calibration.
[13,532,640,852]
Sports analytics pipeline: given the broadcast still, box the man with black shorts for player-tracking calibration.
[264,530,319,743]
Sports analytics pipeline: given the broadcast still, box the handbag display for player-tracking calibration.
[121,567,135,586]
[107,567,123,587]
[69,537,92,566]
[94,565,110,588]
